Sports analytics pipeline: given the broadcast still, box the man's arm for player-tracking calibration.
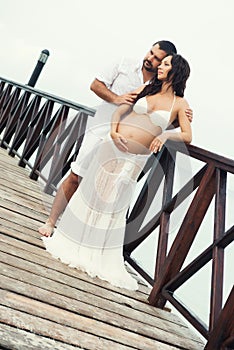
[90,79,138,105]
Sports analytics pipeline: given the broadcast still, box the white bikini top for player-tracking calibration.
[133,94,176,131]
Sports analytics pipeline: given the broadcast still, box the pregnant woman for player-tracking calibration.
[42,53,192,290]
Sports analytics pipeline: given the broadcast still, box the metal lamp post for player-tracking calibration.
[27,49,50,87]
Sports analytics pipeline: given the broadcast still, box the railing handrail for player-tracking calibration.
[168,140,234,174]
[0,76,96,114]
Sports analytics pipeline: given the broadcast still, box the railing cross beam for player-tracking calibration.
[148,164,217,307]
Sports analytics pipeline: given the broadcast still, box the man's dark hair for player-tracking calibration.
[153,40,177,54]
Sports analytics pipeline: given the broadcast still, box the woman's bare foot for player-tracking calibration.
[38,219,54,237]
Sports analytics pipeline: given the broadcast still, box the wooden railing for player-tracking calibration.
[0,77,233,350]
[124,143,234,350]
[0,77,95,194]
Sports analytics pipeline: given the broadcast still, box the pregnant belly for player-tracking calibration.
[118,115,162,154]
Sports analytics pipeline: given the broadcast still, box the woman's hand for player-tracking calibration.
[149,134,167,153]
[111,132,128,152]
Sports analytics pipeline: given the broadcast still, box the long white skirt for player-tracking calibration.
[42,134,149,290]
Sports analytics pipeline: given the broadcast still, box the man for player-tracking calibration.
[39,40,192,236]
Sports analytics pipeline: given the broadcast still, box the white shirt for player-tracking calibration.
[87,57,144,135]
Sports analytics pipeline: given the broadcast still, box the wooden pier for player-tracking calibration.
[0,147,205,349]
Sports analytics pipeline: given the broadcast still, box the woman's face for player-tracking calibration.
[157,55,172,80]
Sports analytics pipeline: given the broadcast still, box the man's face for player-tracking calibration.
[143,44,167,73]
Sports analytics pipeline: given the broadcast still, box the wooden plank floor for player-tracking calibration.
[0,147,205,350]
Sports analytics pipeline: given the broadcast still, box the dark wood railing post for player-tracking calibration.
[43,111,88,194]
[205,287,234,350]
[18,100,54,167]
[154,148,176,280]
[148,164,217,307]
[8,95,42,156]
[1,91,31,149]
[0,85,18,136]
[209,169,227,330]
[0,84,13,124]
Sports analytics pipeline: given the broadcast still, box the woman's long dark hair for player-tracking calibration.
[137,53,190,100]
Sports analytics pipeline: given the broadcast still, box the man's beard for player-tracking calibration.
[143,59,158,73]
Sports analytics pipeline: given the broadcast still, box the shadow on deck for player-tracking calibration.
[0,147,205,349]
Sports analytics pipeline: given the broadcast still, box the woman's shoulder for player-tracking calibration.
[175,96,189,109]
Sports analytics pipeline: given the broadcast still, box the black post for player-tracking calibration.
[27,49,50,87]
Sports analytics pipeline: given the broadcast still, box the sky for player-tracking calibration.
[0,0,233,332]
[0,0,233,159]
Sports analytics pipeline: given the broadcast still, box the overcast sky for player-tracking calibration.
[0,0,233,328]
[0,0,233,158]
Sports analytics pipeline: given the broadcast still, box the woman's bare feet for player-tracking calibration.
[38,219,54,237]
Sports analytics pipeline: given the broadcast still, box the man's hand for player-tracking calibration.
[185,108,193,123]
[111,132,128,152]
[90,79,144,106]
[113,92,138,105]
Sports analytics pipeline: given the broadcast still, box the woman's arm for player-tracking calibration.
[168,106,193,129]
[110,103,133,152]
[110,84,144,134]
[149,99,192,153]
